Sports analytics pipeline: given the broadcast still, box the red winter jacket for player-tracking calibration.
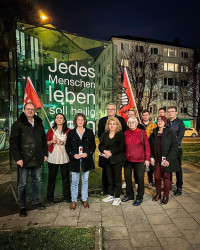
[47,128,70,153]
[124,128,151,162]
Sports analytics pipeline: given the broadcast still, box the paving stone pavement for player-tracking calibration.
[0,162,200,249]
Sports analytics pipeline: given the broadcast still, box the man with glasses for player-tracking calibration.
[10,102,48,217]
[98,103,126,194]
[167,106,185,196]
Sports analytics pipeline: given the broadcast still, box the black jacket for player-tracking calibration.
[10,112,48,168]
[98,115,126,138]
[149,127,180,173]
[66,128,96,172]
[99,131,126,165]
[167,118,185,148]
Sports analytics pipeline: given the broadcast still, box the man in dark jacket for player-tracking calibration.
[167,106,185,196]
[10,102,48,217]
[98,103,126,194]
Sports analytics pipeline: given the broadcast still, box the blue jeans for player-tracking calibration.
[18,167,41,208]
[71,170,89,202]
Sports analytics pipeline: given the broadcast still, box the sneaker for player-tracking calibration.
[112,198,121,206]
[19,208,27,217]
[122,182,126,189]
[32,203,45,210]
[102,195,114,203]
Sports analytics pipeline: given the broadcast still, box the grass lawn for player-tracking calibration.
[0,227,96,250]
[182,143,200,164]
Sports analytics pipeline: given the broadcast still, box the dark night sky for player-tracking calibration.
[39,0,200,48]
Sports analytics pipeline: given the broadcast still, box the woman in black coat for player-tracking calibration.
[66,113,96,210]
[99,117,126,206]
[149,116,179,205]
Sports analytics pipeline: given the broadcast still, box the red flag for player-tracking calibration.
[119,68,136,121]
[23,77,43,109]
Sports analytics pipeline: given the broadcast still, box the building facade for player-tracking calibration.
[111,36,194,126]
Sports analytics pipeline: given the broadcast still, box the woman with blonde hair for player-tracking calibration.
[99,117,126,206]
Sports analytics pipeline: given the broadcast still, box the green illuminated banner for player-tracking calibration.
[16,22,111,133]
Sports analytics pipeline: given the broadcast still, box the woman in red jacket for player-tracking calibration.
[46,113,70,204]
[123,117,150,206]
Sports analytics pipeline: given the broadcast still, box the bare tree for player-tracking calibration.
[174,49,200,133]
[117,42,163,114]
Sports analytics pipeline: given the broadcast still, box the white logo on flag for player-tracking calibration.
[120,87,129,109]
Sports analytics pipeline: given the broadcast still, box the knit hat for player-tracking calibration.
[157,116,167,126]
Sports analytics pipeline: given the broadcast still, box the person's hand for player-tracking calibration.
[81,153,87,158]
[56,139,61,145]
[162,160,170,167]
[150,157,155,166]
[145,160,150,167]
[17,159,23,167]
[104,150,112,158]
[52,138,57,144]
[44,156,47,162]
[74,154,81,159]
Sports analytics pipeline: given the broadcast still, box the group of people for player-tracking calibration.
[98,104,185,207]
[10,102,96,216]
[10,101,185,217]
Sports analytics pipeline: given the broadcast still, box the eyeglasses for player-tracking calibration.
[107,109,116,111]
[128,122,136,125]
[25,108,35,112]
[168,111,176,113]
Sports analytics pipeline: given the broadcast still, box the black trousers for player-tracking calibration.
[124,161,145,200]
[47,162,71,201]
[170,148,183,189]
[105,163,122,198]
[147,165,154,183]
[102,166,108,194]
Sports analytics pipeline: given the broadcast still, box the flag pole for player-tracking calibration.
[124,67,141,123]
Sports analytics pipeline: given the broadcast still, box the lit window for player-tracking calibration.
[181,66,188,72]
[163,48,177,57]
[121,59,129,67]
[164,63,179,72]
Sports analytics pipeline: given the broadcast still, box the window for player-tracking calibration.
[121,59,129,67]
[151,63,158,70]
[181,80,188,86]
[136,45,144,52]
[107,64,111,71]
[181,66,188,73]
[135,61,144,68]
[181,108,187,113]
[164,92,176,100]
[168,92,173,100]
[181,52,188,58]
[139,61,144,68]
[164,63,179,72]
[136,77,144,83]
[151,48,158,55]
[163,48,177,57]
[121,43,129,52]
[164,78,173,86]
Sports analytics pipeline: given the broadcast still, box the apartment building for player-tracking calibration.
[111,36,194,126]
